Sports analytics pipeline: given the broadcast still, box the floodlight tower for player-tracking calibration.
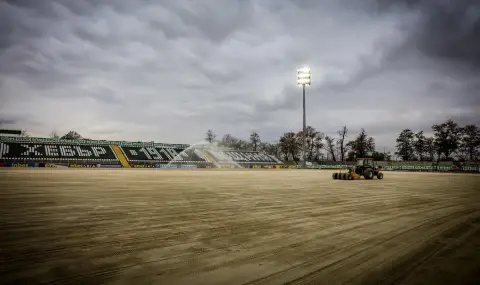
[297,67,311,169]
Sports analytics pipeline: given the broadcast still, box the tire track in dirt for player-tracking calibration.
[0,196,349,228]
[194,208,477,285]
[334,213,480,285]
[171,207,477,285]
[40,205,469,285]
[0,189,413,229]
[1,205,430,277]
[2,190,445,244]
[1,190,426,226]
[1,195,447,267]
[278,209,478,285]
[352,216,480,285]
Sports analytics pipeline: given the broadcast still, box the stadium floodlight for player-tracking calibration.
[297,67,311,169]
[296,67,311,86]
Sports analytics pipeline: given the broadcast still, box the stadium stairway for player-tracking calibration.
[111,145,131,168]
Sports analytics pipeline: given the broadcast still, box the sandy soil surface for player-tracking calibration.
[1,169,480,285]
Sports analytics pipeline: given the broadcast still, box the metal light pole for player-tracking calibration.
[302,84,306,168]
[297,67,311,169]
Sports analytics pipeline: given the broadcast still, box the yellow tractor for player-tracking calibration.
[332,157,384,180]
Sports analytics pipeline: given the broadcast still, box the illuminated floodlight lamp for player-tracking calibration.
[296,67,311,86]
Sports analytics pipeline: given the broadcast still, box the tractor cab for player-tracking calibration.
[354,158,376,172]
[348,158,383,180]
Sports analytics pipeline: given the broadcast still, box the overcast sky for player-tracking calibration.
[0,0,479,151]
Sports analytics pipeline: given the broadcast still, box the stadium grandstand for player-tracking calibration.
[0,135,282,168]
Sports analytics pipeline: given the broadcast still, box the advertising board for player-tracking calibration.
[178,165,197,169]
[3,162,39,167]
[68,164,99,168]
[45,163,69,168]
[99,164,123,168]
[132,164,155,168]
[155,164,178,168]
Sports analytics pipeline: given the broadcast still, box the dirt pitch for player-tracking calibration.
[1,169,480,285]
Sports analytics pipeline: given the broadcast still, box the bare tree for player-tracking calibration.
[395,129,415,161]
[338,126,348,161]
[205,129,216,143]
[413,131,427,161]
[219,134,249,150]
[312,138,324,162]
[20,130,30,137]
[249,131,261,151]
[297,126,324,162]
[49,131,60,139]
[279,131,301,161]
[261,142,281,158]
[367,137,375,153]
[219,134,236,147]
[431,119,462,161]
[325,136,337,162]
[61,131,82,140]
[459,124,480,161]
[235,139,250,151]
[425,137,437,161]
[346,128,375,159]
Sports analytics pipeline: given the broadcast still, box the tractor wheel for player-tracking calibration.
[332,173,338,179]
[377,172,384,180]
[343,173,348,180]
[364,169,374,180]
[347,174,353,180]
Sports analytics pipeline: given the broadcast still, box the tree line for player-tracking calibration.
[18,130,90,140]
[17,118,479,163]
[205,126,386,162]
[395,119,480,163]
[205,118,479,163]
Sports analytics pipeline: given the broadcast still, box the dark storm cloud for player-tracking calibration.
[371,0,480,68]
[372,0,480,124]
[4,0,59,18]
[0,0,478,147]
[316,0,480,100]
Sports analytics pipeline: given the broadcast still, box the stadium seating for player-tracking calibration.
[0,140,118,162]
[0,136,282,167]
[207,150,281,165]
[119,146,209,163]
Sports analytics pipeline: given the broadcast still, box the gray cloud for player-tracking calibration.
[367,0,480,67]
[0,117,16,125]
[0,0,478,149]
